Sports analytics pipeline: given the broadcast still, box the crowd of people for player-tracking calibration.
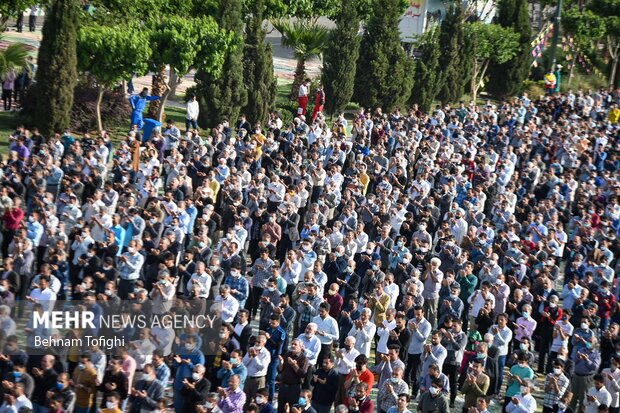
[0,84,618,413]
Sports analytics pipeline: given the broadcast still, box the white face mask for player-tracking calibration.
[520,385,528,394]
[105,401,115,409]
[429,387,439,396]
[581,323,588,330]
[192,373,201,381]
[255,396,265,405]
[205,402,214,409]
[553,367,562,375]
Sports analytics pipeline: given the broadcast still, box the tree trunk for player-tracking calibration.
[155,87,172,123]
[471,60,478,103]
[169,68,180,100]
[609,44,619,87]
[289,58,306,101]
[568,61,575,86]
[96,85,104,132]
[148,65,167,119]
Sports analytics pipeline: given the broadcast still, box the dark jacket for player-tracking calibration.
[180,377,211,413]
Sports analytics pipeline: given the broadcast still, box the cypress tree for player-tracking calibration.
[322,0,361,115]
[438,2,469,105]
[486,0,532,97]
[195,0,248,128]
[242,0,276,125]
[410,26,442,113]
[353,0,414,112]
[35,0,79,136]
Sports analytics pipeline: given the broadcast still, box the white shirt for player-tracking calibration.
[585,386,612,413]
[187,273,212,299]
[551,320,574,352]
[151,325,175,356]
[298,84,309,98]
[335,347,360,375]
[376,319,396,354]
[603,367,620,407]
[492,325,513,356]
[29,288,56,311]
[385,283,399,309]
[348,320,377,357]
[15,395,32,411]
[186,100,199,120]
[213,295,240,323]
[312,314,339,345]
[468,290,495,317]
[506,393,537,413]
[243,346,271,377]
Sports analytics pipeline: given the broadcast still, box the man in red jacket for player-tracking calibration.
[311,85,325,122]
[1,197,24,258]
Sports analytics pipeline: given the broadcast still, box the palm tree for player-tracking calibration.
[273,20,330,100]
[0,34,29,81]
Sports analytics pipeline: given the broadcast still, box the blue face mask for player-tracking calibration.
[586,342,593,349]
[12,372,22,378]
[298,397,307,407]
[56,382,64,390]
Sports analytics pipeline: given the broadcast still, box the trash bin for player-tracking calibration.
[142,118,161,142]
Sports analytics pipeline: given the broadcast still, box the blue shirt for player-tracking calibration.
[217,363,248,388]
[172,347,205,390]
[223,274,249,308]
[155,362,171,388]
[265,325,286,358]
[27,221,44,247]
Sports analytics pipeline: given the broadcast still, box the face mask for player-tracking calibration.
[520,343,527,351]
[429,387,439,396]
[372,265,379,271]
[185,343,194,351]
[143,373,152,382]
[390,377,399,384]
[549,302,557,308]
[267,287,276,292]
[522,311,529,318]
[192,373,201,381]
[581,323,588,330]
[586,342,593,349]
[230,358,239,366]
[0,286,5,293]
[205,402,214,409]
[219,332,227,339]
[231,271,240,278]
[345,266,352,273]
[476,352,485,359]
[56,382,64,390]
[128,247,136,254]
[520,386,528,394]
[256,396,265,405]
[298,397,307,407]
[104,289,113,296]
[106,402,115,409]
[553,368,562,375]
[78,363,85,370]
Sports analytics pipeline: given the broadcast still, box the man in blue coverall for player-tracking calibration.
[129,87,160,129]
